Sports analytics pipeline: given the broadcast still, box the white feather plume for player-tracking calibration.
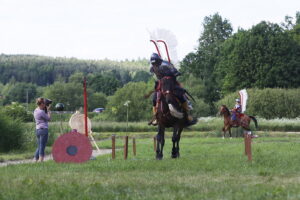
[148,29,179,65]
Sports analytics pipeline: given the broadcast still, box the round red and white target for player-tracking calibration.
[52,131,92,163]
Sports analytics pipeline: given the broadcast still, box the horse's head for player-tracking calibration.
[219,105,230,116]
[157,77,184,121]
[160,77,177,104]
[160,76,174,95]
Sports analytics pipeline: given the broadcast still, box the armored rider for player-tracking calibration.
[149,53,196,126]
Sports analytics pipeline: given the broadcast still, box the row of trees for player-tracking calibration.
[180,12,300,113]
[0,70,152,108]
[0,54,149,86]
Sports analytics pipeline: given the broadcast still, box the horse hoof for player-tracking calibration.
[171,152,180,159]
[230,137,232,139]
[171,153,178,158]
[222,136,225,139]
[156,154,163,160]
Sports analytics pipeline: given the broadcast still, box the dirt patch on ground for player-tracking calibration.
[0,149,112,167]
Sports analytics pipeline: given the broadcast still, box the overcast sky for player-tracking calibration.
[0,0,299,61]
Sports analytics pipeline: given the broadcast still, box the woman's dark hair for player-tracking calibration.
[36,97,45,105]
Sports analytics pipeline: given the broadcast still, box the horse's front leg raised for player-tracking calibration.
[156,126,165,160]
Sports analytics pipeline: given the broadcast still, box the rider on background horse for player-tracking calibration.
[231,98,242,126]
[149,53,196,126]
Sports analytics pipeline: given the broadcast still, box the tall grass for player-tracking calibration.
[91,117,300,132]
[25,117,300,138]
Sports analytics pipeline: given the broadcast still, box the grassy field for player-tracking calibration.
[1,136,300,199]
[16,117,300,151]
[2,128,299,162]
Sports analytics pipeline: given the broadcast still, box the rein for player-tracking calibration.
[158,76,174,96]
[157,76,176,117]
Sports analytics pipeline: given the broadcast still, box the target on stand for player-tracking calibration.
[52,130,92,163]
[69,111,92,134]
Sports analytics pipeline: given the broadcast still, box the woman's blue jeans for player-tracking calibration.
[34,128,48,160]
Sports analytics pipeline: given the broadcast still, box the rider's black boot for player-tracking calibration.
[182,102,197,126]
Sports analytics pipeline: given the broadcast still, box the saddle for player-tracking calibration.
[232,113,247,127]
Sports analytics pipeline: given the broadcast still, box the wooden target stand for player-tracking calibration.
[232,127,252,161]
[68,111,100,152]
[52,77,99,163]
[244,131,252,161]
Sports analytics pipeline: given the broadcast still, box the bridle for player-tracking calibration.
[220,106,230,116]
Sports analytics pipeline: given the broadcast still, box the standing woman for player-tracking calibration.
[34,97,51,162]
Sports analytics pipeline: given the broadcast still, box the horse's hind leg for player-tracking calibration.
[229,128,232,139]
[156,126,165,160]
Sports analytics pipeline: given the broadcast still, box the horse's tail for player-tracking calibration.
[249,116,258,128]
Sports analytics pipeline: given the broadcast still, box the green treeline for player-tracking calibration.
[0,56,152,109]
[0,54,148,86]
[180,12,300,112]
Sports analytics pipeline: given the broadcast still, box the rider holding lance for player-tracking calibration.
[149,53,196,126]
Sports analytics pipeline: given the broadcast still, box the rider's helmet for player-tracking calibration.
[150,53,163,66]
[235,98,241,102]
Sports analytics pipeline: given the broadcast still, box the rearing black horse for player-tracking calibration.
[155,76,196,160]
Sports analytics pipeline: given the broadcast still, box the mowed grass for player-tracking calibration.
[1,136,300,200]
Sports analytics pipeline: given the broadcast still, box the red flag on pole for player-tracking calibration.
[83,77,88,137]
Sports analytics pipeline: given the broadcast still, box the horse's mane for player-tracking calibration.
[221,105,230,115]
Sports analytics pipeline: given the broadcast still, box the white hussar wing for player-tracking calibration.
[148,29,179,66]
[239,89,248,113]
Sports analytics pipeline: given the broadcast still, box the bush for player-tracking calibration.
[216,88,300,119]
[1,102,33,122]
[105,82,152,122]
[191,97,211,117]
[248,88,300,119]
[0,111,25,152]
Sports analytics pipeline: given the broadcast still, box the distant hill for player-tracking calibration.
[0,54,149,86]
